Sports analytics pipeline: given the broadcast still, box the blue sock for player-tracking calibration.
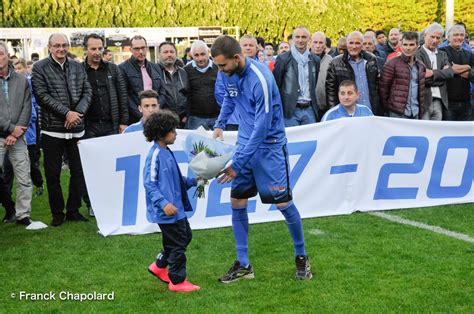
[280,202,306,257]
[232,207,249,267]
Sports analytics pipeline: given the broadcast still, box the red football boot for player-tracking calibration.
[148,262,170,283]
[168,279,201,292]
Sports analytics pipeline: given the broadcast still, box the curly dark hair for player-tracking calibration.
[143,110,179,142]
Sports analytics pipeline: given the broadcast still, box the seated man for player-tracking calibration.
[321,80,373,121]
[123,90,160,133]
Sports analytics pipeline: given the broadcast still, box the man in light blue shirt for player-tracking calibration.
[322,80,373,121]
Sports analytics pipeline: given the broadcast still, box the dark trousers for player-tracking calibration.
[42,134,85,217]
[157,218,192,285]
[82,120,117,207]
[443,101,472,121]
[27,145,43,188]
[0,155,14,213]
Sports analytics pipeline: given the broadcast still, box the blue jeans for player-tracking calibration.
[284,107,317,127]
[186,116,217,130]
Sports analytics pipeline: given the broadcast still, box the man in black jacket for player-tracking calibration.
[362,35,385,71]
[82,34,128,136]
[440,25,474,121]
[157,41,189,128]
[326,31,381,115]
[184,40,220,130]
[119,35,166,124]
[81,33,128,216]
[32,33,92,226]
[415,23,453,121]
[273,26,320,126]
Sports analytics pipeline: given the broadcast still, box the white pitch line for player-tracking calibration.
[369,211,474,244]
[308,228,325,236]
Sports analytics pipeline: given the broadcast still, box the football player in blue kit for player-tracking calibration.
[211,35,312,283]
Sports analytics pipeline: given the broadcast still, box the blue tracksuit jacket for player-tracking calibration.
[143,143,196,224]
[214,57,287,174]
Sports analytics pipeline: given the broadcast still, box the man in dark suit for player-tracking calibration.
[273,26,320,126]
[416,23,453,120]
[439,25,474,121]
[81,33,128,216]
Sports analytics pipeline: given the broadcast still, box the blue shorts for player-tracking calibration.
[231,144,292,204]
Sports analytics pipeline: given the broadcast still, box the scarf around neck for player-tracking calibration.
[290,44,310,98]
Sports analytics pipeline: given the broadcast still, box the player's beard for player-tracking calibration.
[225,61,241,77]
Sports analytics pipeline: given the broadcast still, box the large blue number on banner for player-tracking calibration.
[116,155,141,226]
[117,152,198,226]
[374,136,428,200]
[427,136,474,198]
[268,141,318,211]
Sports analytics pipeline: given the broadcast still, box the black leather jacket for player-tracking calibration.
[118,57,166,124]
[32,55,92,133]
[157,63,189,116]
[82,59,129,128]
[326,50,381,115]
[273,51,320,119]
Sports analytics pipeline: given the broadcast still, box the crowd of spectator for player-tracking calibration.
[1,21,473,228]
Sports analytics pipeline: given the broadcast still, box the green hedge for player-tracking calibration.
[0,0,471,43]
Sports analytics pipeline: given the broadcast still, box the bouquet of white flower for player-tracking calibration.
[183,127,235,198]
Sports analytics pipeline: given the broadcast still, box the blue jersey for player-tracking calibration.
[214,57,286,174]
[215,72,240,126]
[123,121,143,133]
[143,143,196,224]
[321,104,373,122]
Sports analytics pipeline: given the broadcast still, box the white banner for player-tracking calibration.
[79,117,474,236]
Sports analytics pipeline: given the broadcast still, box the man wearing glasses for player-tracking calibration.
[119,35,166,125]
[31,33,92,226]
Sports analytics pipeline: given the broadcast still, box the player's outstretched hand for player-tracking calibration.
[217,165,237,184]
[213,128,224,141]
[163,203,178,216]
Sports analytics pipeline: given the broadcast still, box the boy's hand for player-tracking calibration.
[163,203,178,216]
[119,124,127,133]
[196,177,208,185]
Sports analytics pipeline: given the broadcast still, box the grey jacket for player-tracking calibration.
[273,51,320,119]
[415,47,453,110]
[0,70,32,138]
[315,53,332,111]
